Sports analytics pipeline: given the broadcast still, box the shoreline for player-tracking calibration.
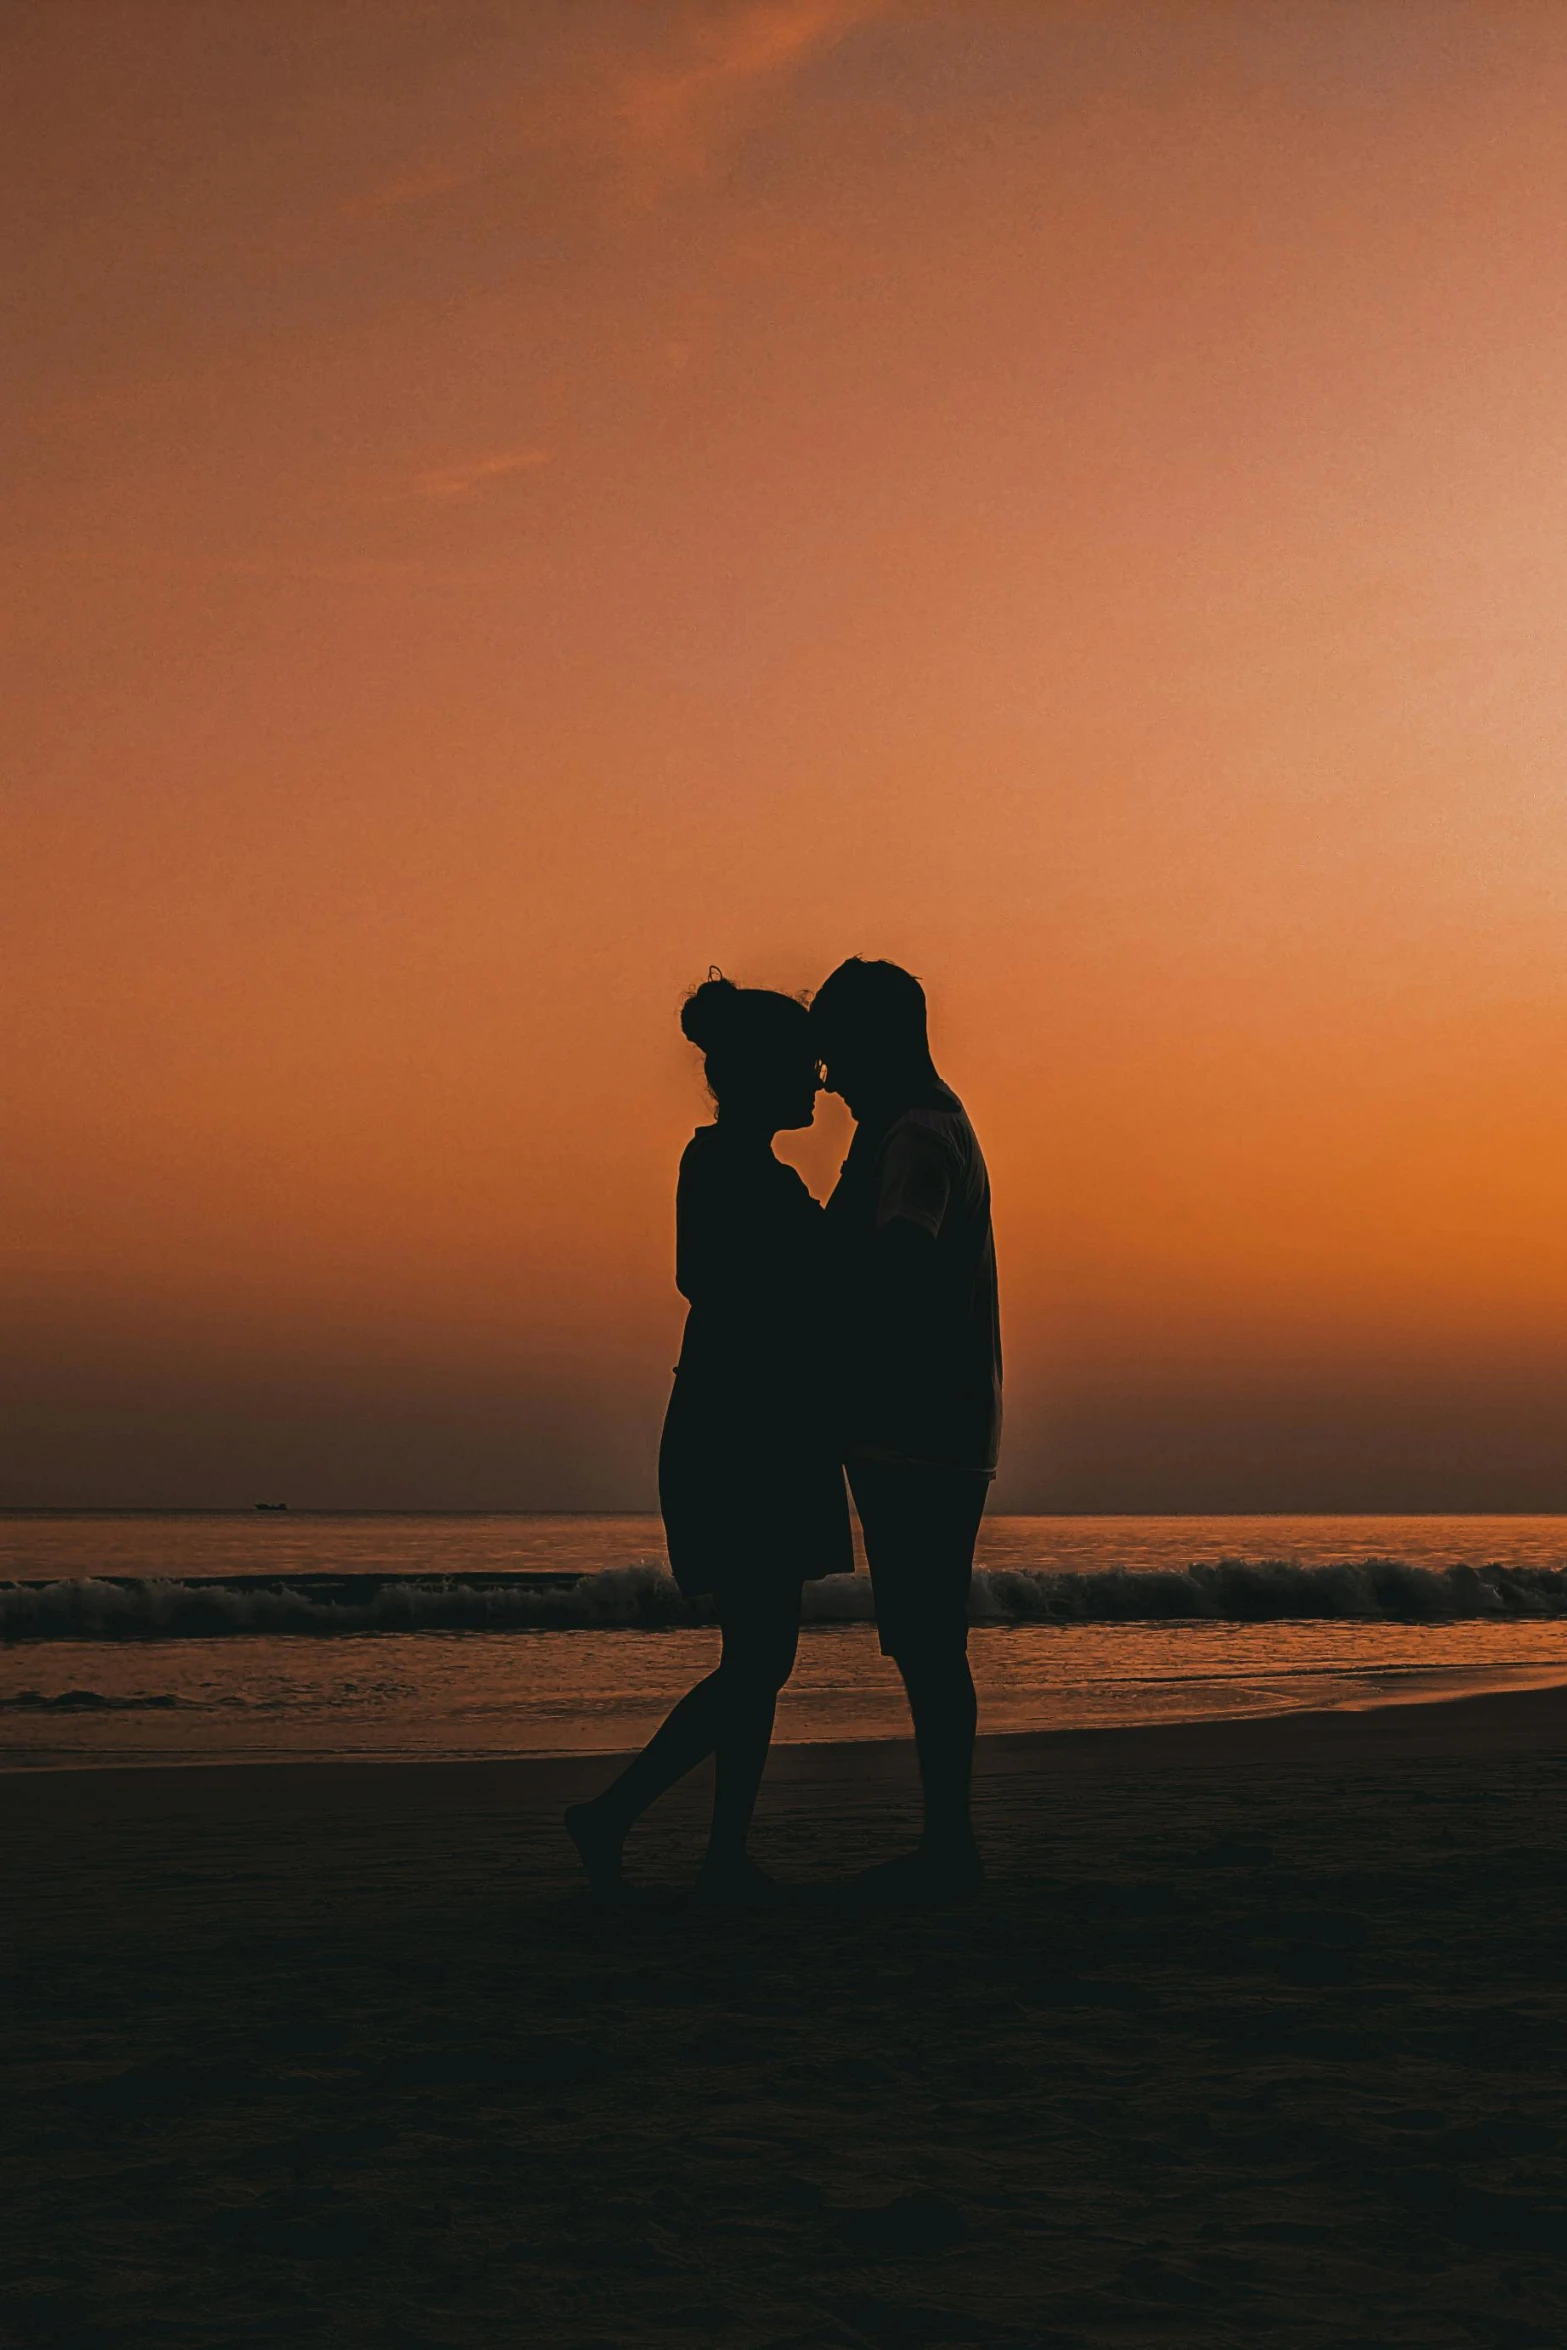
[12,1672,1567,1814]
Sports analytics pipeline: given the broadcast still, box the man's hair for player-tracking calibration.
[810,958,930,1058]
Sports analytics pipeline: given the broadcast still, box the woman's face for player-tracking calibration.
[750,1038,820,1132]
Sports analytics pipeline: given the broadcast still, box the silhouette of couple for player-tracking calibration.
[567,958,1001,1908]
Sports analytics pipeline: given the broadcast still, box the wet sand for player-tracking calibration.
[6,1688,1567,2348]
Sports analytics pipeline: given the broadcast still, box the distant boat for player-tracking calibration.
[255,1501,289,1511]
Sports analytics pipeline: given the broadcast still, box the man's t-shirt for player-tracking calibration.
[825,1081,1002,1476]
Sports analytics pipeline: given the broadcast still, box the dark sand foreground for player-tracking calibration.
[6,1688,1567,2349]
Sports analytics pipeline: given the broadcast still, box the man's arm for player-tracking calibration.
[868,1123,954,1353]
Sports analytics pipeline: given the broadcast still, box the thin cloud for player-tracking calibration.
[342,0,888,223]
[412,447,551,500]
[607,0,887,193]
[343,159,477,227]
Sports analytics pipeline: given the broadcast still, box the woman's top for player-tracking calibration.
[659,1124,852,1594]
[673,1125,824,1408]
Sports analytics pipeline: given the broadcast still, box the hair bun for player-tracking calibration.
[681,973,742,1051]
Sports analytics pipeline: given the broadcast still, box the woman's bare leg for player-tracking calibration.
[700,1586,800,1885]
[567,1672,723,1893]
[566,1584,800,1896]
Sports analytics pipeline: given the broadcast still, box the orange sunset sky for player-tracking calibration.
[5,1,1566,1510]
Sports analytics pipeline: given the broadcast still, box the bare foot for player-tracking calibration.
[564,1801,637,1902]
[692,1853,782,1908]
[847,1839,984,1909]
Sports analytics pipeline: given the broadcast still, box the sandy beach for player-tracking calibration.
[6,1687,1567,2348]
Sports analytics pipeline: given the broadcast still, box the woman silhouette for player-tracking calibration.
[566,975,852,1901]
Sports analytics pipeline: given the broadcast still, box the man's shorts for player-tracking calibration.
[846,1459,991,1663]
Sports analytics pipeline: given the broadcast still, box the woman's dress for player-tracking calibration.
[658,1124,853,1599]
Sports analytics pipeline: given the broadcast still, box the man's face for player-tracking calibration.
[815,1031,873,1117]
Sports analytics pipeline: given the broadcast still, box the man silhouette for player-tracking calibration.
[812,959,1001,1900]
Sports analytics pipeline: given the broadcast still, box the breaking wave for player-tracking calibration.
[0,1691,190,1710]
[0,1689,189,1710]
[3,1557,1567,1641]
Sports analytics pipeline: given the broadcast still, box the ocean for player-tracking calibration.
[4,1511,1567,1772]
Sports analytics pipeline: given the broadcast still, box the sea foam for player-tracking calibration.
[2,1557,1566,1640]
